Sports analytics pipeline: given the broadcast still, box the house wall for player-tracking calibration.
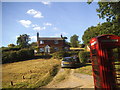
[37,40,65,53]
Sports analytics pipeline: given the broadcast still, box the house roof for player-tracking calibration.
[38,37,64,40]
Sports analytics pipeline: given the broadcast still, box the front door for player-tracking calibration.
[45,45,50,54]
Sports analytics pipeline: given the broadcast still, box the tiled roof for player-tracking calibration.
[38,37,63,40]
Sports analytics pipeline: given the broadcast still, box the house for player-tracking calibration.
[37,32,69,53]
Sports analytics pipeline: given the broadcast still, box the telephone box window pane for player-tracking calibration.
[93,70,100,76]
[93,65,99,71]
[92,49,97,55]
[92,56,98,64]
[94,75,101,87]
[112,47,120,86]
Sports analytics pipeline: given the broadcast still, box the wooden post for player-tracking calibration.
[10,81,13,86]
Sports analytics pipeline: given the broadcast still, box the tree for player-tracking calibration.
[87,0,120,23]
[70,34,80,47]
[97,1,120,23]
[16,34,30,48]
[8,44,15,47]
[82,21,120,44]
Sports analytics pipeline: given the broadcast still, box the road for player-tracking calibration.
[44,68,94,89]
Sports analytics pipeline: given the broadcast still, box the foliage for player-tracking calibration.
[79,44,85,48]
[52,50,79,59]
[2,47,21,52]
[17,34,30,48]
[70,34,80,47]
[82,22,120,44]
[2,48,34,64]
[29,42,37,49]
[8,44,15,47]
[52,51,68,59]
[78,51,90,63]
[97,1,120,23]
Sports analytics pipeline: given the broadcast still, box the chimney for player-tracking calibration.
[61,34,63,38]
[37,32,39,41]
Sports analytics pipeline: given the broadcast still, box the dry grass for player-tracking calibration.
[74,63,93,75]
[2,59,60,88]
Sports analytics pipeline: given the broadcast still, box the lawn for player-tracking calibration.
[2,58,61,88]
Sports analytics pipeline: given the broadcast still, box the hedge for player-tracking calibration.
[78,51,90,63]
[2,47,21,52]
[2,48,34,64]
[52,50,79,59]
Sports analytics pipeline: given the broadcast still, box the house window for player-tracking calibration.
[40,48,44,52]
[40,40,44,44]
[54,40,58,44]
[54,47,59,51]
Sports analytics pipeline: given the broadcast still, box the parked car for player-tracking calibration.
[61,57,80,68]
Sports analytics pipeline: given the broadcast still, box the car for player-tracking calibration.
[61,57,80,68]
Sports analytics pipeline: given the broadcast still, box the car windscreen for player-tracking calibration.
[62,58,73,61]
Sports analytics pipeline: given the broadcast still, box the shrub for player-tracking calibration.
[78,51,90,63]
[52,50,79,59]
[67,51,79,56]
[52,51,69,59]
[2,48,34,64]
[2,47,21,52]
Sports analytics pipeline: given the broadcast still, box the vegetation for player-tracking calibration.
[78,51,90,63]
[70,34,80,47]
[96,1,120,23]
[2,48,34,64]
[49,69,71,84]
[2,59,60,88]
[52,50,79,59]
[17,34,30,48]
[74,63,92,75]
[8,44,15,47]
[82,22,120,44]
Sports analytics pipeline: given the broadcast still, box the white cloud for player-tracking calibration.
[19,20,32,28]
[53,27,58,30]
[27,9,44,18]
[33,26,46,31]
[41,1,51,5]
[32,24,38,28]
[44,22,52,26]
[61,32,68,36]
[30,36,37,41]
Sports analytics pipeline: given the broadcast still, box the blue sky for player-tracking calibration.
[2,2,105,47]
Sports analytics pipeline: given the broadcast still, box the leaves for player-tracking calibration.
[16,34,30,48]
[70,34,80,48]
[82,21,120,44]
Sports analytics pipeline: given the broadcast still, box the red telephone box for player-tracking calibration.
[90,34,120,89]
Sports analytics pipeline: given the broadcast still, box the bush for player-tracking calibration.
[2,47,21,52]
[52,51,69,59]
[2,48,34,64]
[52,50,79,59]
[67,51,79,56]
[78,51,90,63]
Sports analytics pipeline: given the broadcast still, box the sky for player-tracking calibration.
[2,2,106,47]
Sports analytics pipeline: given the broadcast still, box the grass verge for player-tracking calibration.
[2,59,60,88]
[74,63,92,75]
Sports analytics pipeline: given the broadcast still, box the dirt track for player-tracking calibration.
[44,68,94,89]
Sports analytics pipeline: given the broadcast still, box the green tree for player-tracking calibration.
[8,44,15,47]
[16,34,30,48]
[82,21,120,44]
[70,34,80,47]
[96,1,120,23]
